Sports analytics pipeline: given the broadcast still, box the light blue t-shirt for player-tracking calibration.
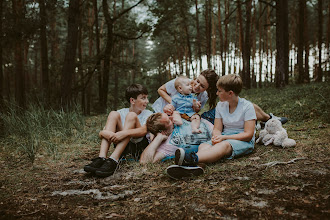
[215,97,256,134]
[171,93,198,117]
[152,78,208,113]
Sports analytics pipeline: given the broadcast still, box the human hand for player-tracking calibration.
[163,104,175,115]
[211,135,225,145]
[192,100,201,112]
[99,130,115,140]
[156,132,168,142]
[109,131,127,144]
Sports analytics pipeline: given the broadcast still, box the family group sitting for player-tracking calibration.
[83,69,288,179]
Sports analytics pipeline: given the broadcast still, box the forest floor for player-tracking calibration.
[1,83,329,219]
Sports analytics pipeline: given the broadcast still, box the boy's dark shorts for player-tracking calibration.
[114,136,149,160]
[180,113,200,121]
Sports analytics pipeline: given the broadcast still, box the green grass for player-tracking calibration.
[241,82,330,123]
[0,82,329,164]
[0,104,85,163]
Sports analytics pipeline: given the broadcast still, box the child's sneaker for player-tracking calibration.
[175,148,198,166]
[166,165,204,179]
[84,157,106,173]
[95,158,118,177]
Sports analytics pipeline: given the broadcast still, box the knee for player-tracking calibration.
[198,143,211,151]
[191,115,200,120]
[126,112,138,120]
[108,111,120,120]
[223,141,233,154]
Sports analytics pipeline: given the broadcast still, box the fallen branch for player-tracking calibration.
[259,157,306,168]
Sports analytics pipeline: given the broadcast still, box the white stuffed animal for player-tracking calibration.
[256,119,296,148]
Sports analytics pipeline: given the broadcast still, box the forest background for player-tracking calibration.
[0,0,330,218]
[0,0,329,113]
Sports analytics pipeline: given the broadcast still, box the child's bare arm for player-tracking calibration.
[172,111,183,126]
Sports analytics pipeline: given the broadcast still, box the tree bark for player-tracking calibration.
[258,1,263,88]
[217,0,224,75]
[39,0,50,105]
[304,2,310,82]
[195,0,202,71]
[101,0,144,111]
[275,0,289,88]
[13,0,26,110]
[205,0,212,68]
[0,0,3,109]
[242,0,252,89]
[316,0,323,82]
[61,0,80,110]
[297,0,305,84]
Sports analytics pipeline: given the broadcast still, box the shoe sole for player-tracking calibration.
[166,165,204,179]
[84,166,98,173]
[175,148,185,165]
[95,170,115,177]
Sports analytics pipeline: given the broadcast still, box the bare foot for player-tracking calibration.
[99,130,115,140]
[191,128,202,134]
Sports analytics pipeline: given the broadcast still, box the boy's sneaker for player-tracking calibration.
[175,148,198,166]
[95,158,118,177]
[84,157,106,173]
[166,165,204,179]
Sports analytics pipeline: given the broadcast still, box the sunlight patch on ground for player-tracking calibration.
[52,189,135,200]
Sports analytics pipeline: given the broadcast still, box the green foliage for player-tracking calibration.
[241,82,330,123]
[0,104,84,163]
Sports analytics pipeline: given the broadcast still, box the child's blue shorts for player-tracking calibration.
[205,131,255,159]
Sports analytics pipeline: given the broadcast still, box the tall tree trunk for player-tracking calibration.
[242,0,252,89]
[304,3,310,83]
[0,0,3,109]
[13,0,25,110]
[101,0,144,111]
[39,0,50,105]
[93,0,102,109]
[275,0,289,88]
[86,6,94,115]
[297,0,305,84]
[205,0,212,68]
[195,0,202,71]
[258,1,263,88]
[251,0,257,88]
[102,0,113,111]
[237,1,244,59]
[61,0,80,110]
[327,2,330,74]
[217,0,224,75]
[180,4,193,78]
[211,0,216,70]
[223,0,229,76]
[316,0,323,82]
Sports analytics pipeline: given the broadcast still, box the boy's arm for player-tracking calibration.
[211,118,223,144]
[109,125,148,143]
[212,118,223,136]
[216,120,256,142]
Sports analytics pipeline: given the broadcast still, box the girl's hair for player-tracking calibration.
[200,69,219,109]
[146,113,166,135]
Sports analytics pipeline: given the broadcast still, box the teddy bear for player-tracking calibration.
[256,118,296,148]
